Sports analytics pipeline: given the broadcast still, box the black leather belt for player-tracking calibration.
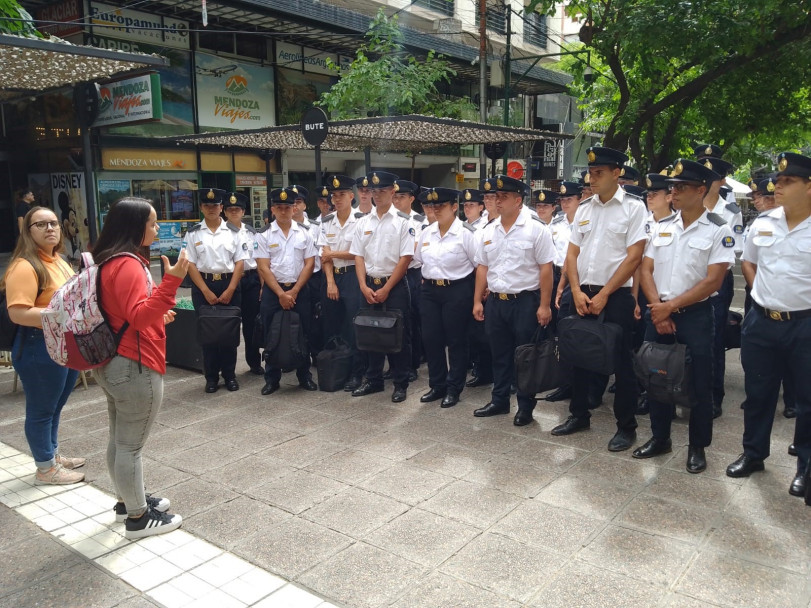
[426,278,454,287]
[333,265,355,275]
[666,300,711,314]
[490,291,520,300]
[753,302,811,322]
[581,284,631,294]
[201,272,232,281]
[280,282,295,289]
[367,276,391,286]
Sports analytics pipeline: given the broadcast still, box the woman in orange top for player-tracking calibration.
[1,206,85,485]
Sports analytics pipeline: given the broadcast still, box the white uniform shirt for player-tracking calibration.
[708,196,744,254]
[476,207,556,293]
[298,216,321,273]
[407,210,423,269]
[184,219,248,273]
[255,220,317,284]
[742,206,811,311]
[549,215,571,268]
[644,210,735,302]
[233,222,258,270]
[349,207,414,278]
[569,187,648,287]
[414,218,478,280]
[319,211,362,270]
[467,216,485,230]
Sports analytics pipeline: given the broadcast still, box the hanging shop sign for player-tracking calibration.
[92,73,163,127]
[195,53,275,130]
[88,2,190,49]
[36,0,83,37]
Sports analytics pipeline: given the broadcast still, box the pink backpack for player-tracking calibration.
[42,252,152,371]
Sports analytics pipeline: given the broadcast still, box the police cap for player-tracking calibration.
[620,165,640,183]
[393,180,419,195]
[480,177,498,193]
[290,185,309,202]
[586,146,628,167]
[492,174,530,197]
[777,152,811,179]
[701,157,734,177]
[323,175,355,196]
[365,171,399,189]
[694,144,723,160]
[559,181,583,198]
[644,173,670,191]
[532,189,559,205]
[666,159,721,186]
[268,187,296,206]
[223,192,248,210]
[461,188,484,204]
[200,188,226,206]
[419,187,460,205]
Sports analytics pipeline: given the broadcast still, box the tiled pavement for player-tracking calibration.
[1,344,810,608]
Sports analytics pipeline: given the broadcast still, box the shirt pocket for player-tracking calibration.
[606,222,628,251]
[787,237,811,274]
[686,237,712,266]
[505,240,534,266]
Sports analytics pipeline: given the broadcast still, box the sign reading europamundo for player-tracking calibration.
[89,2,190,49]
[92,73,163,127]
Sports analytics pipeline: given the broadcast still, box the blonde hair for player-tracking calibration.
[0,206,65,294]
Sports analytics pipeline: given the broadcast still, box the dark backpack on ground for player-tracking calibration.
[316,336,353,392]
[265,309,309,370]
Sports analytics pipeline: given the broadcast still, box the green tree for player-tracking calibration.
[528,0,811,171]
[318,9,477,120]
[0,0,42,37]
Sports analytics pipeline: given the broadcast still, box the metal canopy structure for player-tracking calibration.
[0,34,169,101]
[171,114,572,153]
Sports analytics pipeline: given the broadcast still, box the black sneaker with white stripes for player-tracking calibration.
[114,494,170,522]
[124,506,182,540]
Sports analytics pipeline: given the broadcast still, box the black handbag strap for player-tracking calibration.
[531,325,550,343]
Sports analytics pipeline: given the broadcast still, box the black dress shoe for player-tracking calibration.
[225,378,239,392]
[789,444,797,456]
[408,370,418,383]
[713,405,722,419]
[343,377,362,392]
[205,381,219,393]
[608,382,616,394]
[440,393,459,408]
[551,416,590,436]
[789,471,807,497]
[784,406,797,419]
[391,387,407,403]
[420,388,446,403]
[261,382,280,395]
[608,429,636,452]
[726,454,765,478]
[352,382,384,397]
[299,378,318,391]
[544,386,572,402]
[473,402,510,417]
[466,376,493,388]
[249,366,265,375]
[632,437,672,459]
[513,410,534,426]
[382,369,393,380]
[686,445,706,474]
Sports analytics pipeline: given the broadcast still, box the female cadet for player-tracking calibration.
[414,188,478,408]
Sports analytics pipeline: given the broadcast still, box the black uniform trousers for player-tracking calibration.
[485,290,540,412]
[321,266,366,380]
[420,274,474,396]
[191,276,242,384]
[308,270,325,358]
[644,302,714,447]
[569,286,638,430]
[710,269,734,407]
[239,269,261,370]
[741,309,811,474]
[261,283,313,385]
[406,267,423,371]
[550,266,562,332]
[362,276,411,389]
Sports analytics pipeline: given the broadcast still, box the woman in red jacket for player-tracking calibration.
[92,198,189,539]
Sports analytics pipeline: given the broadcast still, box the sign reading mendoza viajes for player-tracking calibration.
[92,73,163,127]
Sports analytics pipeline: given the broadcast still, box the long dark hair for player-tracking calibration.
[0,206,65,293]
[92,197,153,264]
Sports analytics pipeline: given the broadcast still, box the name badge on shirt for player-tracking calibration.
[757,231,773,237]
[578,220,590,226]
[269,243,279,248]
[422,242,430,247]
[484,240,492,246]
[326,233,336,238]
[364,231,373,235]
[658,232,672,237]
[194,241,203,247]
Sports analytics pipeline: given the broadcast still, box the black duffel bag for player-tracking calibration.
[316,336,353,392]
[514,326,570,395]
[353,305,403,353]
[633,340,695,408]
[196,305,241,348]
[724,310,743,350]
[557,311,623,376]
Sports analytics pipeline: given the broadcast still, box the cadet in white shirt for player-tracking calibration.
[319,175,367,391]
[635,159,734,474]
[255,187,318,396]
[223,192,263,376]
[727,152,811,504]
[349,171,415,403]
[532,189,558,225]
[463,191,486,229]
[184,188,248,393]
[552,147,648,452]
[472,175,556,426]
[414,188,478,408]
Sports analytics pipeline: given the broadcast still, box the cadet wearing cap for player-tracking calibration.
[532,189,558,225]
[634,159,733,473]
[184,188,248,393]
[355,176,374,214]
[552,147,648,450]
[473,174,556,426]
[349,171,415,403]
[319,175,368,391]
[255,187,318,395]
[415,188,478,408]
[462,189,486,229]
[619,165,640,186]
[392,179,425,381]
[694,144,723,160]
[727,152,811,503]
[223,192,263,375]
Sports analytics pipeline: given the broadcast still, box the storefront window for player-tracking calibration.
[131,179,199,220]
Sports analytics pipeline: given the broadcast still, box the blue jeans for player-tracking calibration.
[12,327,79,469]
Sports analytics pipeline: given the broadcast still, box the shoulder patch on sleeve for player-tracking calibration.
[227,223,239,233]
[707,212,727,227]
[354,211,366,218]
[725,202,741,214]
[322,213,334,223]
[462,222,476,232]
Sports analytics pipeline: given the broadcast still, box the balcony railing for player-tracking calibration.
[413,0,454,17]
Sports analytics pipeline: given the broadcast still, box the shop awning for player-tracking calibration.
[171,114,572,153]
[0,34,169,102]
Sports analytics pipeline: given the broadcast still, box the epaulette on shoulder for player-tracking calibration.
[625,193,644,203]
[531,215,543,223]
[296,221,307,229]
[396,210,411,220]
[725,201,741,214]
[414,213,426,223]
[354,211,366,218]
[310,219,321,227]
[658,213,677,224]
[256,223,272,234]
[485,218,496,226]
[462,222,476,232]
[243,223,256,234]
[186,223,203,233]
[226,223,239,233]
[322,213,335,223]
[707,212,727,227]
[551,215,566,224]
